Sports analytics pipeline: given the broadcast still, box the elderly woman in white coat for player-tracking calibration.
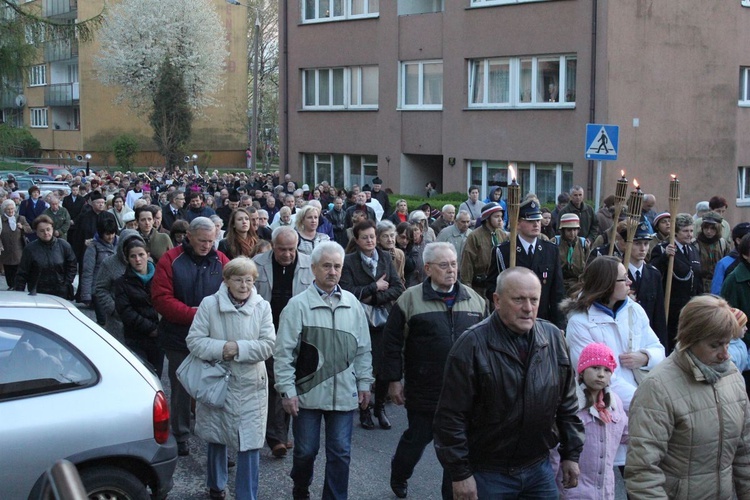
[186,256,275,500]
[562,255,665,468]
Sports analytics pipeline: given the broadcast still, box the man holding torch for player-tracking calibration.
[486,199,566,329]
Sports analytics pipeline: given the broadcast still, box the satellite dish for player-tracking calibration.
[15,95,26,108]
[184,156,191,163]
[75,154,84,162]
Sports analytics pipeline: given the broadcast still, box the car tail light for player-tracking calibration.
[153,391,170,444]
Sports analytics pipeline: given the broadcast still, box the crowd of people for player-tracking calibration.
[2,166,750,499]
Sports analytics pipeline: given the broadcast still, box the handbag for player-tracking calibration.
[361,303,389,328]
[176,354,231,408]
[176,296,232,408]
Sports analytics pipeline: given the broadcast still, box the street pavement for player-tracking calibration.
[77,303,626,499]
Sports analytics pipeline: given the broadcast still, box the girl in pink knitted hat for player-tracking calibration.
[552,342,628,499]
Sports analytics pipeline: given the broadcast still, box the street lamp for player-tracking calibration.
[226,0,261,173]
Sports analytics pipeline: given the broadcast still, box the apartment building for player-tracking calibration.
[2,0,249,167]
[280,0,750,221]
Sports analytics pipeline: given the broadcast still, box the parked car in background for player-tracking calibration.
[37,181,72,199]
[25,165,71,178]
[0,292,177,499]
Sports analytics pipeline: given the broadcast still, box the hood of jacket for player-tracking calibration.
[116,229,146,263]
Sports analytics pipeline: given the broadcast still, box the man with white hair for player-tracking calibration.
[152,216,230,456]
[275,242,373,500]
[430,204,456,236]
[438,210,472,264]
[383,242,486,499]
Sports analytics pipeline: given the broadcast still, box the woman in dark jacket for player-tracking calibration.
[0,199,30,289]
[14,215,77,298]
[114,239,163,377]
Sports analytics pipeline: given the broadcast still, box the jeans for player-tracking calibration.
[291,408,354,500]
[473,458,558,500]
[391,408,452,499]
[207,442,260,500]
[165,348,191,443]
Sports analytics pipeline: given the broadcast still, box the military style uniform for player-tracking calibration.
[651,242,702,352]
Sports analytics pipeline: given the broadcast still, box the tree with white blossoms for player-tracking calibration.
[95,0,228,110]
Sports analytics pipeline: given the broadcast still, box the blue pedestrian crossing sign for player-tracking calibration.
[585,124,619,161]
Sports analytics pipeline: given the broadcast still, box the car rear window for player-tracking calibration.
[0,321,97,401]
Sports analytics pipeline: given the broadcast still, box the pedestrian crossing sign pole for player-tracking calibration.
[585,123,619,211]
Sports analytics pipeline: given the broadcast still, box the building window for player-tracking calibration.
[302,0,378,23]
[398,0,443,15]
[29,65,47,87]
[303,66,378,109]
[470,0,553,6]
[738,166,750,205]
[740,67,750,105]
[30,107,48,128]
[468,160,573,205]
[302,153,378,188]
[469,55,576,108]
[400,60,443,110]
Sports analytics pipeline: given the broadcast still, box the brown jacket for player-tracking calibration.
[626,349,750,499]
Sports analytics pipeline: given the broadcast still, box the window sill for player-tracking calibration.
[301,14,378,25]
[737,199,750,207]
[467,104,576,110]
[739,101,750,107]
[399,106,443,111]
[300,107,378,112]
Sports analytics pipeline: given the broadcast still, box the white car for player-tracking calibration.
[0,292,177,499]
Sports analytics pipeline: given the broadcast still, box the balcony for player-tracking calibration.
[45,83,79,107]
[43,0,77,18]
[1,89,21,109]
[45,39,78,63]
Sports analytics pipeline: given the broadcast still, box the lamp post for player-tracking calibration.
[227,0,261,173]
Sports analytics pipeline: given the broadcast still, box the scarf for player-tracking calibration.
[227,288,249,309]
[594,390,613,423]
[686,349,733,384]
[134,261,155,284]
[5,213,16,231]
[234,233,256,257]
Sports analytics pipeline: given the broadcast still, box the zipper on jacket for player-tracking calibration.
[331,305,337,408]
[714,385,724,499]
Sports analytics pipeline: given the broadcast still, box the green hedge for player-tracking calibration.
[388,192,467,213]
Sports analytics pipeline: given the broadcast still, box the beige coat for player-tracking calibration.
[625,349,750,499]
[186,284,276,451]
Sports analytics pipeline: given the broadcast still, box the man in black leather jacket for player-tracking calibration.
[433,267,584,499]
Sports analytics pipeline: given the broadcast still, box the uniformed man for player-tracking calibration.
[650,213,702,352]
[627,222,668,349]
[486,198,566,329]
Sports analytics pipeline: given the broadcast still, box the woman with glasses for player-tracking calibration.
[561,255,665,471]
[340,220,405,430]
[186,257,275,500]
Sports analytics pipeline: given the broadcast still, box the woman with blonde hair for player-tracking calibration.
[626,294,750,499]
[186,256,275,500]
[294,204,329,255]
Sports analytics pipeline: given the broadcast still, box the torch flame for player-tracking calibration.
[671,174,677,180]
[621,170,625,177]
[633,179,639,189]
[508,165,516,182]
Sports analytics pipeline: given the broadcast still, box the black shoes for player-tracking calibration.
[390,479,408,498]
[292,486,310,499]
[177,441,189,456]
[360,406,375,430]
[374,403,391,430]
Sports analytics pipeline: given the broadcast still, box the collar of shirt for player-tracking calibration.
[518,236,538,249]
[313,281,342,300]
[628,263,644,275]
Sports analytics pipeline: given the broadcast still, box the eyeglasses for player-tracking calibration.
[229,277,255,285]
[429,261,458,270]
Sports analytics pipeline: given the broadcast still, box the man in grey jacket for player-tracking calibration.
[253,226,314,458]
[275,241,373,500]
